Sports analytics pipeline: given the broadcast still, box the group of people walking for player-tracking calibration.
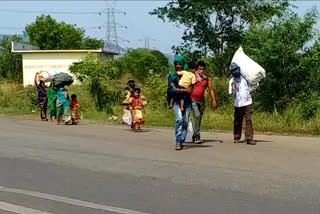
[35,73,80,125]
[122,80,146,132]
[34,56,255,148]
[168,56,256,151]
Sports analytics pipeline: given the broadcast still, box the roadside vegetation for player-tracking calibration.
[1,2,320,135]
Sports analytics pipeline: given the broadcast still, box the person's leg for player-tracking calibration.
[181,103,191,146]
[64,106,71,125]
[244,105,255,144]
[192,101,201,142]
[174,102,183,150]
[56,106,62,125]
[40,104,47,121]
[180,99,185,111]
[196,101,205,143]
[234,107,244,143]
[44,104,48,121]
[39,104,43,120]
[132,122,136,132]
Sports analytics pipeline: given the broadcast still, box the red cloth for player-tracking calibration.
[132,96,142,109]
[71,100,79,110]
[191,77,211,102]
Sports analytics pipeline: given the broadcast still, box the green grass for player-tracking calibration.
[1,83,320,135]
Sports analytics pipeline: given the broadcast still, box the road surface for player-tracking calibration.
[0,116,320,214]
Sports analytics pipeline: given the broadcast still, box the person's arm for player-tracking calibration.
[207,78,217,108]
[169,75,193,94]
[176,71,183,76]
[177,87,193,94]
[34,72,39,88]
[229,78,236,97]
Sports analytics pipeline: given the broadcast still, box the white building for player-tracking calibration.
[12,42,118,86]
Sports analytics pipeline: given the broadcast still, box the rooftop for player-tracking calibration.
[11,42,119,55]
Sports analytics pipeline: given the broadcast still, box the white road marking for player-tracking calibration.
[0,201,54,214]
[0,186,150,214]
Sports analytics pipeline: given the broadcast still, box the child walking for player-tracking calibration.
[130,88,145,132]
[71,94,81,125]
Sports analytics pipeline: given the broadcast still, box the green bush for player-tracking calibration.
[142,70,168,109]
[0,83,37,113]
[298,94,320,120]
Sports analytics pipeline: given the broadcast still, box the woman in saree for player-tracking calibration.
[47,80,57,122]
[56,87,71,125]
[34,73,48,121]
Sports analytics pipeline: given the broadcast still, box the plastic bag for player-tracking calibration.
[231,47,266,85]
[122,110,132,126]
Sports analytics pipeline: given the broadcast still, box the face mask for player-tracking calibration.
[231,69,241,79]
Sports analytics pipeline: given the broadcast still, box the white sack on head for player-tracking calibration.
[231,47,266,85]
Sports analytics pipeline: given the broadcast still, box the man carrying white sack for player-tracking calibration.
[229,62,257,145]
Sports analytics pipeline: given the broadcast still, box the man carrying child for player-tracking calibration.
[168,56,193,150]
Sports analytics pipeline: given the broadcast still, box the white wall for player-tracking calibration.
[22,52,98,86]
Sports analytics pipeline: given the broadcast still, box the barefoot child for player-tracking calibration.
[130,88,145,132]
[71,94,81,124]
[169,69,196,111]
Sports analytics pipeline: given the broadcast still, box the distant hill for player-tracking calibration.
[104,43,127,55]
[0,34,28,42]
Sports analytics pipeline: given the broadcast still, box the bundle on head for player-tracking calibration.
[54,72,74,88]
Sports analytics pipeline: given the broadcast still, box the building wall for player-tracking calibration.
[22,52,112,86]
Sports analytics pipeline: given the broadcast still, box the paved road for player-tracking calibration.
[0,116,320,214]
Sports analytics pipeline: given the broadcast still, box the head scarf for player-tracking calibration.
[230,63,241,82]
[171,56,189,80]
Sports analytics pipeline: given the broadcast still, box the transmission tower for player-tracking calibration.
[138,36,157,50]
[100,3,127,54]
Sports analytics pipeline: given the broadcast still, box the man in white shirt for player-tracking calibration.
[229,63,256,145]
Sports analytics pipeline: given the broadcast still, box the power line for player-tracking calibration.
[0,9,122,15]
[0,26,105,30]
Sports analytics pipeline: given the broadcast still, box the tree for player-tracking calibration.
[150,50,169,67]
[150,0,289,74]
[122,49,168,81]
[25,15,104,50]
[81,37,104,49]
[243,8,318,111]
[70,54,123,112]
[0,35,23,81]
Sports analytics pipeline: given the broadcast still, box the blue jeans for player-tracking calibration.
[192,100,205,139]
[174,102,191,145]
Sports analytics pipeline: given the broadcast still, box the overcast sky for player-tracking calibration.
[0,1,318,54]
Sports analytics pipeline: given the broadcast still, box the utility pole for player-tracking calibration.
[99,2,127,53]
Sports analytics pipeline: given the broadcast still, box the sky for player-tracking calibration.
[0,1,319,55]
